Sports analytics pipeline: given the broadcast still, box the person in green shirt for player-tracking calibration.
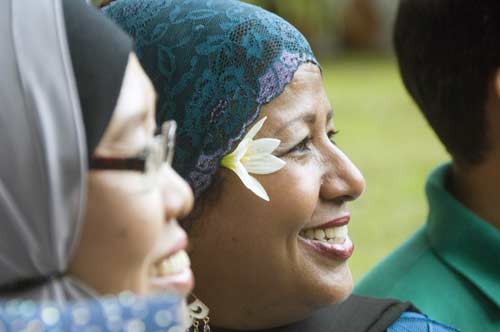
[354,1,500,331]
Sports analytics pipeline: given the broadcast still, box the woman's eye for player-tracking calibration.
[328,130,339,145]
[287,136,311,155]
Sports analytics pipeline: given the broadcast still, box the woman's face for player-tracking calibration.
[189,63,365,329]
[69,54,195,297]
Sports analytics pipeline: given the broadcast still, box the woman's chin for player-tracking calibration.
[332,279,353,304]
[295,238,353,307]
[326,263,353,302]
[307,261,353,309]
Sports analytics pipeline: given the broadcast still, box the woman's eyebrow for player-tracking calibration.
[273,113,315,136]
[274,109,333,136]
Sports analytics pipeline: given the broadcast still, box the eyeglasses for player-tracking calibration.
[90,120,176,176]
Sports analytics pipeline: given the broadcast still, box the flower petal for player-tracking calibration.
[243,154,286,174]
[223,117,267,162]
[231,138,250,161]
[233,162,270,201]
[244,116,267,141]
[247,138,281,156]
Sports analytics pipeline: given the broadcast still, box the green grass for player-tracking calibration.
[320,54,448,282]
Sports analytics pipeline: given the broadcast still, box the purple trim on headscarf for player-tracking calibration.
[257,51,316,104]
[188,50,319,198]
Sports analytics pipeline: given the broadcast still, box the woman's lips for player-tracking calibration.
[150,265,194,296]
[299,236,354,261]
[150,233,194,296]
[305,215,350,231]
[298,215,354,261]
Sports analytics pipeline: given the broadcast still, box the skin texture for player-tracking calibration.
[452,69,500,232]
[188,63,366,330]
[68,54,194,296]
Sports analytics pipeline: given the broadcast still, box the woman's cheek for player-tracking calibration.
[263,162,321,225]
[99,179,164,264]
[120,191,164,258]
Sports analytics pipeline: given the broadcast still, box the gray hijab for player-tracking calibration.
[0,0,131,303]
[0,0,89,303]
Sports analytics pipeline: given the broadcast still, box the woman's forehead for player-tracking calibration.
[290,63,322,83]
[260,65,331,133]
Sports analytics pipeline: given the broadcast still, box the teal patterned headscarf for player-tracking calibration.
[104,0,319,198]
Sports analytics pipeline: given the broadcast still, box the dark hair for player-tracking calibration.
[394,0,500,166]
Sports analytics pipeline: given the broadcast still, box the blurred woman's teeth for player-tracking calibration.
[155,250,190,277]
[314,229,326,240]
[300,225,348,244]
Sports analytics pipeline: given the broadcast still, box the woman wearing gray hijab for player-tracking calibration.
[0,0,194,313]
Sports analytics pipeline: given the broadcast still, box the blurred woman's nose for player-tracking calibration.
[320,147,366,203]
[160,165,194,221]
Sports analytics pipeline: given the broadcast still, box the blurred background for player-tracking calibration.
[94,0,449,282]
[243,0,449,282]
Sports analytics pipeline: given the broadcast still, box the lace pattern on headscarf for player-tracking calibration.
[104,0,319,198]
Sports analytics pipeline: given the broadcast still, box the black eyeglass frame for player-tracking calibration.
[89,120,176,173]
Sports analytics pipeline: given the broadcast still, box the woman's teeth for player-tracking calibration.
[300,225,348,244]
[153,250,190,277]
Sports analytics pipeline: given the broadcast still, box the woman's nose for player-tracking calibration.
[160,165,194,221]
[320,147,366,203]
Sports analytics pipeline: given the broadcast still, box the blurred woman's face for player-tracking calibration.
[69,54,194,297]
[188,63,366,329]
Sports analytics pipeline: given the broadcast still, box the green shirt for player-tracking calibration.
[354,163,500,332]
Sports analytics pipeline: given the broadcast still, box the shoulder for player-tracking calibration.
[355,226,447,298]
[388,312,460,332]
[279,295,418,332]
[354,225,488,329]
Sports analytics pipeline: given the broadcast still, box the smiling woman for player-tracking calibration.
[68,54,194,297]
[185,63,365,328]
[104,0,459,331]
[0,0,193,314]
[62,0,195,300]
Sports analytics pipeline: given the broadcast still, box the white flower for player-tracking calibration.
[220,117,286,201]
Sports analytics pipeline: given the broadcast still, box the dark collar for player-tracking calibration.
[213,295,417,332]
